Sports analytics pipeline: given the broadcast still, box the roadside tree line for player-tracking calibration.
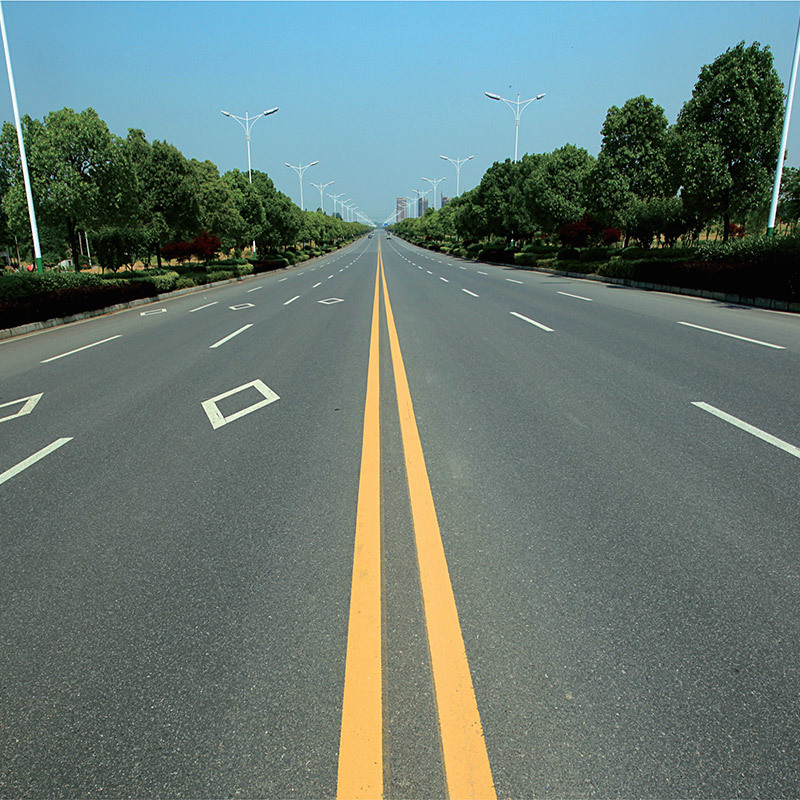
[0,108,368,271]
[393,41,799,249]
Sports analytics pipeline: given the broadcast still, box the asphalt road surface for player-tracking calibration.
[2,231,799,798]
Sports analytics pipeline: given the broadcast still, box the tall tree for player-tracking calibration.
[674,41,784,241]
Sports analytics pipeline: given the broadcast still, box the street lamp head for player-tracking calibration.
[467,155,475,161]
[221,110,231,116]
[308,160,319,167]
[285,163,292,168]
[264,107,279,116]
[439,155,449,160]
[536,93,546,100]
[485,92,502,101]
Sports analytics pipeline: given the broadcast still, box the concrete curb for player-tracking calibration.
[0,241,364,341]
[393,237,800,314]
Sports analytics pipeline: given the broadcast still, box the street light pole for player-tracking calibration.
[485,90,545,162]
[310,180,334,214]
[328,192,345,219]
[0,0,42,272]
[221,106,279,256]
[768,11,800,237]
[421,176,446,210]
[285,161,319,211]
[439,154,474,196]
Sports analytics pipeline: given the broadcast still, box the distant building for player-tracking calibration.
[440,195,452,208]
[417,197,429,217]
[396,197,406,222]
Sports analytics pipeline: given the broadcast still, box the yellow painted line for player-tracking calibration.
[380,254,496,799]
[337,258,383,799]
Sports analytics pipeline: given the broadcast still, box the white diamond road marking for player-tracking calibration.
[229,303,255,310]
[140,308,167,316]
[0,393,43,424]
[202,379,280,430]
[318,298,344,305]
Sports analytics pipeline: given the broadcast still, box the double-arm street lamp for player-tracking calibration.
[485,90,545,162]
[328,192,345,219]
[421,176,446,210]
[285,161,319,211]
[310,180,334,214]
[439,154,473,196]
[222,106,279,255]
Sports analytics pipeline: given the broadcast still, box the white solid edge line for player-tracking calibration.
[189,301,219,312]
[510,311,554,332]
[558,291,593,302]
[692,402,800,460]
[284,295,300,305]
[462,289,479,297]
[209,324,253,349]
[0,437,73,486]
[677,321,784,349]
[41,335,122,363]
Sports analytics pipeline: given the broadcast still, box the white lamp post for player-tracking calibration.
[768,11,800,237]
[310,180,334,213]
[485,90,545,162]
[0,0,42,271]
[222,106,279,255]
[285,160,319,210]
[439,154,474,196]
[421,176,446,210]
[328,192,345,219]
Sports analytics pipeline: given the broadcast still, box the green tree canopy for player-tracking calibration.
[674,41,784,240]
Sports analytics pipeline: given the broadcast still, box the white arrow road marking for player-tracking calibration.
[0,393,43,424]
[0,438,72,486]
[202,380,280,430]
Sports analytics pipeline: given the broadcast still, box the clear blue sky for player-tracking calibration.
[2,1,799,223]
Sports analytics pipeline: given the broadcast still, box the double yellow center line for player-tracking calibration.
[337,243,495,799]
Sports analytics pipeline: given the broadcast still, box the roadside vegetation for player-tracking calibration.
[0,110,369,327]
[390,42,800,304]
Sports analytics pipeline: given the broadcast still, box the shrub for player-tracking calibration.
[514,253,539,267]
[206,270,235,283]
[175,276,197,290]
[478,248,516,264]
[557,247,580,261]
[578,247,611,263]
[465,243,483,259]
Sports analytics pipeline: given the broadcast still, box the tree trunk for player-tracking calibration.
[722,211,731,243]
[67,219,81,270]
[155,242,162,270]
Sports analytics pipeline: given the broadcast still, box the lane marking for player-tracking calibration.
[209,324,253,349]
[692,402,800,460]
[189,301,219,312]
[246,286,262,293]
[462,289,479,298]
[558,291,593,302]
[284,296,300,305]
[459,266,467,270]
[140,308,167,316]
[426,270,433,275]
[0,392,43,424]
[381,257,496,799]
[41,335,122,363]
[510,311,554,332]
[676,321,784,349]
[338,251,383,799]
[201,379,279,429]
[0,437,72,486]
[313,282,322,288]
[229,303,255,310]
[505,278,523,284]
[278,277,288,282]
[328,275,334,279]
[439,277,449,283]
[318,298,344,305]
[477,271,487,275]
